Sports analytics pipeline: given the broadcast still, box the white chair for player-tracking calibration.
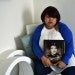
[0,49,34,75]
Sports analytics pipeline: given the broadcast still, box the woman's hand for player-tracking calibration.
[55,61,66,69]
[41,55,53,67]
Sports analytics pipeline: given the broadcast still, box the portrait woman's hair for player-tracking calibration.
[41,6,60,24]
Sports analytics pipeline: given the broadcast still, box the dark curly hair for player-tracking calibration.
[41,6,60,24]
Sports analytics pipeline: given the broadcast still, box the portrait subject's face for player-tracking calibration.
[50,45,57,55]
[44,15,57,29]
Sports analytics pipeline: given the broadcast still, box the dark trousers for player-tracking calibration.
[34,60,52,75]
[61,66,75,75]
[34,60,75,75]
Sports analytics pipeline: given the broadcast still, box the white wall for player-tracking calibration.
[0,0,34,75]
[0,0,34,51]
[33,0,75,48]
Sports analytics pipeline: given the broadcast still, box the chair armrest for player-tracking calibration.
[0,49,25,60]
[19,56,34,75]
[0,49,34,75]
[0,56,34,75]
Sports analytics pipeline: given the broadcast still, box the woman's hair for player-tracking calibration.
[41,6,60,24]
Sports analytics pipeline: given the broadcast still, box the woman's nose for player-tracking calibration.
[49,17,53,21]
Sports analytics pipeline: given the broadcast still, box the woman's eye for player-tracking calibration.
[46,15,49,18]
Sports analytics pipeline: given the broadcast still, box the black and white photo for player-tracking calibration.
[44,40,65,64]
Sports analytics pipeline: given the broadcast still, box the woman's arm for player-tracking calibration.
[32,25,44,60]
[60,23,74,65]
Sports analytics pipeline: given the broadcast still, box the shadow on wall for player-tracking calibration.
[14,9,33,50]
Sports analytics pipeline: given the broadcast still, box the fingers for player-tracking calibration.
[41,56,53,67]
[44,59,53,67]
[54,61,66,69]
[54,62,59,66]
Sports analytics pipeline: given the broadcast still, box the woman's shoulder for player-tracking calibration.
[58,22,73,38]
[58,22,68,28]
[32,23,44,35]
[36,23,44,29]
[58,22,72,33]
[34,23,44,32]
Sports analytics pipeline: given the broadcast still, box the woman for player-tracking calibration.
[32,6,75,75]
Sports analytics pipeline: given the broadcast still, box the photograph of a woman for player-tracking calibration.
[44,40,64,64]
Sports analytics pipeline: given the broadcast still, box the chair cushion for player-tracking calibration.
[20,34,37,60]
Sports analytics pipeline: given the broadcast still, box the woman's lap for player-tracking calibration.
[34,60,52,75]
[61,66,75,75]
[34,60,75,75]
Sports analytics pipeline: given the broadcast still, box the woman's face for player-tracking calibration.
[50,45,57,55]
[44,15,57,29]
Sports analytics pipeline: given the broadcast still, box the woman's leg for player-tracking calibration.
[34,60,52,75]
[61,66,75,75]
